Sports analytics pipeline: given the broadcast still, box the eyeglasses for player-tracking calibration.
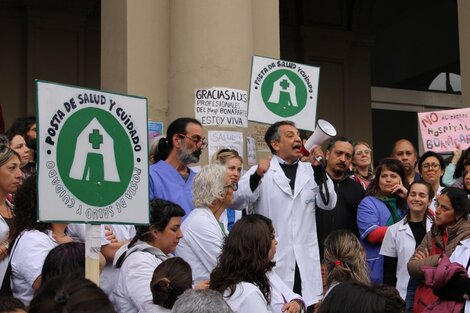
[355,149,371,156]
[422,163,440,170]
[177,133,207,149]
[224,182,238,191]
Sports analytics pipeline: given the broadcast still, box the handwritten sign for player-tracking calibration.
[195,87,248,127]
[148,121,163,146]
[208,131,244,161]
[418,108,470,152]
[246,136,257,166]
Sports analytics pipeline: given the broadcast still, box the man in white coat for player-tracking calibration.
[237,120,337,311]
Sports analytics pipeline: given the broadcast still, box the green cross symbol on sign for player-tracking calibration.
[89,129,103,149]
[280,79,290,90]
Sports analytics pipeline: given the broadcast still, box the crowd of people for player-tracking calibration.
[0,115,469,313]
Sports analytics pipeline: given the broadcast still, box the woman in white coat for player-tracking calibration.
[0,146,22,285]
[176,164,235,284]
[380,180,434,310]
[8,174,72,306]
[112,199,185,313]
[210,214,304,313]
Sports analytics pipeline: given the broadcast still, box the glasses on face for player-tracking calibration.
[355,149,371,156]
[422,163,440,170]
[177,133,207,149]
[224,182,238,191]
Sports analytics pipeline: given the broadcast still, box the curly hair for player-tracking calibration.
[9,173,50,247]
[192,164,228,208]
[323,230,370,288]
[209,214,274,304]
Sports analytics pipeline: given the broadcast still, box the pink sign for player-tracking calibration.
[418,108,470,152]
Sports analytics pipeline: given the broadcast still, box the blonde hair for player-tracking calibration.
[323,230,370,288]
[211,148,243,165]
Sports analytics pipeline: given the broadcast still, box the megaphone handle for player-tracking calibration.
[313,164,330,206]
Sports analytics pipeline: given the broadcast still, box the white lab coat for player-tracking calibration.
[138,302,171,313]
[449,238,470,313]
[380,216,433,299]
[237,157,337,306]
[0,215,9,284]
[224,282,272,313]
[268,271,305,313]
[176,208,225,284]
[112,241,170,313]
[11,230,58,306]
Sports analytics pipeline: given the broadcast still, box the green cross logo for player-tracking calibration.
[261,69,307,117]
[56,107,134,206]
[89,129,103,149]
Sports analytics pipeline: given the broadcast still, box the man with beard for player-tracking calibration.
[315,137,365,258]
[237,121,337,311]
[149,117,206,216]
[391,139,421,185]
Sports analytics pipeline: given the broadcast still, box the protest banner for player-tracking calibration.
[195,87,248,127]
[248,56,320,131]
[37,80,149,225]
[418,108,470,152]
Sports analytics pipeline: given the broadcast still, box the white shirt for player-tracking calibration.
[237,157,337,306]
[112,241,169,313]
[380,216,433,299]
[67,223,136,295]
[11,230,58,306]
[268,271,304,313]
[138,301,171,313]
[176,208,226,284]
[100,225,136,295]
[224,282,272,313]
[219,209,242,233]
[0,215,10,284]
[450,238,470,313]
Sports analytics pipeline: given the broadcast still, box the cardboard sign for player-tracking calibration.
[418,108,470,152]
[246,136,257,166]
[248,56,320,131]
[195,87,248,127]
[208,131,244,161]
[37,81,149,224]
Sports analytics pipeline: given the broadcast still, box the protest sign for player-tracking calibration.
[148,121,164,145]
[208,131,244,161]
[246,136,257,166]
[195,87,248,127]
[248,56,320,131]
[37,80,149,224]
[418,108,470,152]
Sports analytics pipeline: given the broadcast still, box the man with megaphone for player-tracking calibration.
[237,120,338,312]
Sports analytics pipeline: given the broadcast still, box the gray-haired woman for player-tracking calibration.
[176,163,236,285]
